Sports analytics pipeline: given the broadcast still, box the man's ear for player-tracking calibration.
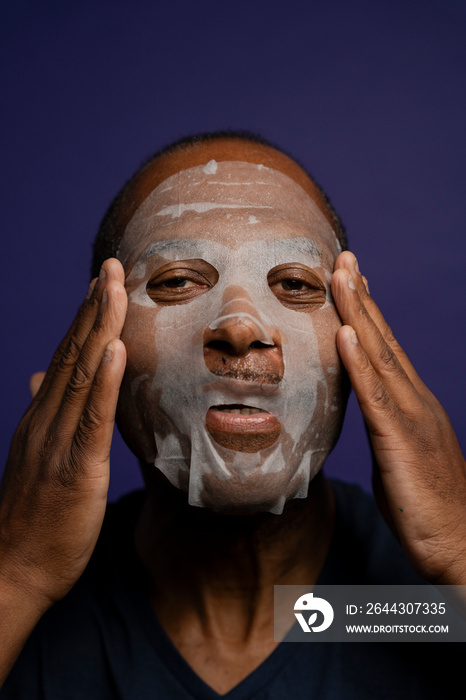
[29,372,46,398]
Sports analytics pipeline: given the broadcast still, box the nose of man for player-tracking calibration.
[202,287,284,382]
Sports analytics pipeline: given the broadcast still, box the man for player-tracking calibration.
[0,132,465,698]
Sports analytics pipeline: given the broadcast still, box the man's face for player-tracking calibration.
[117,144,347,513]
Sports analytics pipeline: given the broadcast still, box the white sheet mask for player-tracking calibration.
[118,161,345,514]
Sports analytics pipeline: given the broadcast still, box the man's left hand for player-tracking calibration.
[332,251,466,585]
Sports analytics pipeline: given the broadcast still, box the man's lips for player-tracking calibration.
[205,404,281,453]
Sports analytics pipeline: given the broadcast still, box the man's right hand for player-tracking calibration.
[0,258,127,684]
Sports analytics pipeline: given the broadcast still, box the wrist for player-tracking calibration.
[424,534,466,586]
[0,548,57,619]
[0,564,53,687]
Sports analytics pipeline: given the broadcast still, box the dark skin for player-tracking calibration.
[0,140,465,693]
[135,468,334,691]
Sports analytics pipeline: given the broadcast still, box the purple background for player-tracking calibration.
[1,0,465,501]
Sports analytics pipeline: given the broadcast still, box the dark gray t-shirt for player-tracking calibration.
[2,481,462,699]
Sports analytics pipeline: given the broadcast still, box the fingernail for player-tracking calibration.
[86,279,97,299]
[103,342,113,361]
[362,275,370,295]
[348,274,356,290]
[99,266,107,280]
[353,257,359,274]
[102,288,108,304]
[350,329,358,345]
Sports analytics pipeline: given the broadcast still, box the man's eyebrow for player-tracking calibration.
[272,237,323,261]
[142,236,324,261]
[143,239,206,259]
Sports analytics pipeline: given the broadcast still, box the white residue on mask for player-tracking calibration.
[155,202,272,219]
[208,311,274,346]
[203,159,218,174]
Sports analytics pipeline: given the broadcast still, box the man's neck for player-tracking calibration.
[134,470,334,638]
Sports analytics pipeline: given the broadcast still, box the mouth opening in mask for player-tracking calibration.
[206,404,281,452]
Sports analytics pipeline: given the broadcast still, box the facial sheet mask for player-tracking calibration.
[118,161,344,514]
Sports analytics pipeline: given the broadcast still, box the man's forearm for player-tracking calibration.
[0,570,50,688]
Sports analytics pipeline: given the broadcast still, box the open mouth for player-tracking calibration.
[205,404,281,453]
[214,404,268,415]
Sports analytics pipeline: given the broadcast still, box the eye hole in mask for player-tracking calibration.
[146,258,327,312]
[146,259,219,304]
[268,263,327,311]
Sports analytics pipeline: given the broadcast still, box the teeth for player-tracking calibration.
[216,405,266,415]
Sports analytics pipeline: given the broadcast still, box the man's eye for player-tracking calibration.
[279,279,307,291]
[268,264,327,311]
[142,259,218,304]
[162,277,196,288]
[146,270,211,303]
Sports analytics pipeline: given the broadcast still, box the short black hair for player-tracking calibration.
[91,130,347,278]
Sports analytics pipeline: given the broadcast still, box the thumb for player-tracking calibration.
[29,372,46,398]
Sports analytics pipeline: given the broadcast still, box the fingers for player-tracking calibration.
[332,252,429,403]
[70,338,126,475]
[335,324,399,432]
[30,277,99,408]
[51,272,127,441]
[29,373,46,399]
[34,259,126,424]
